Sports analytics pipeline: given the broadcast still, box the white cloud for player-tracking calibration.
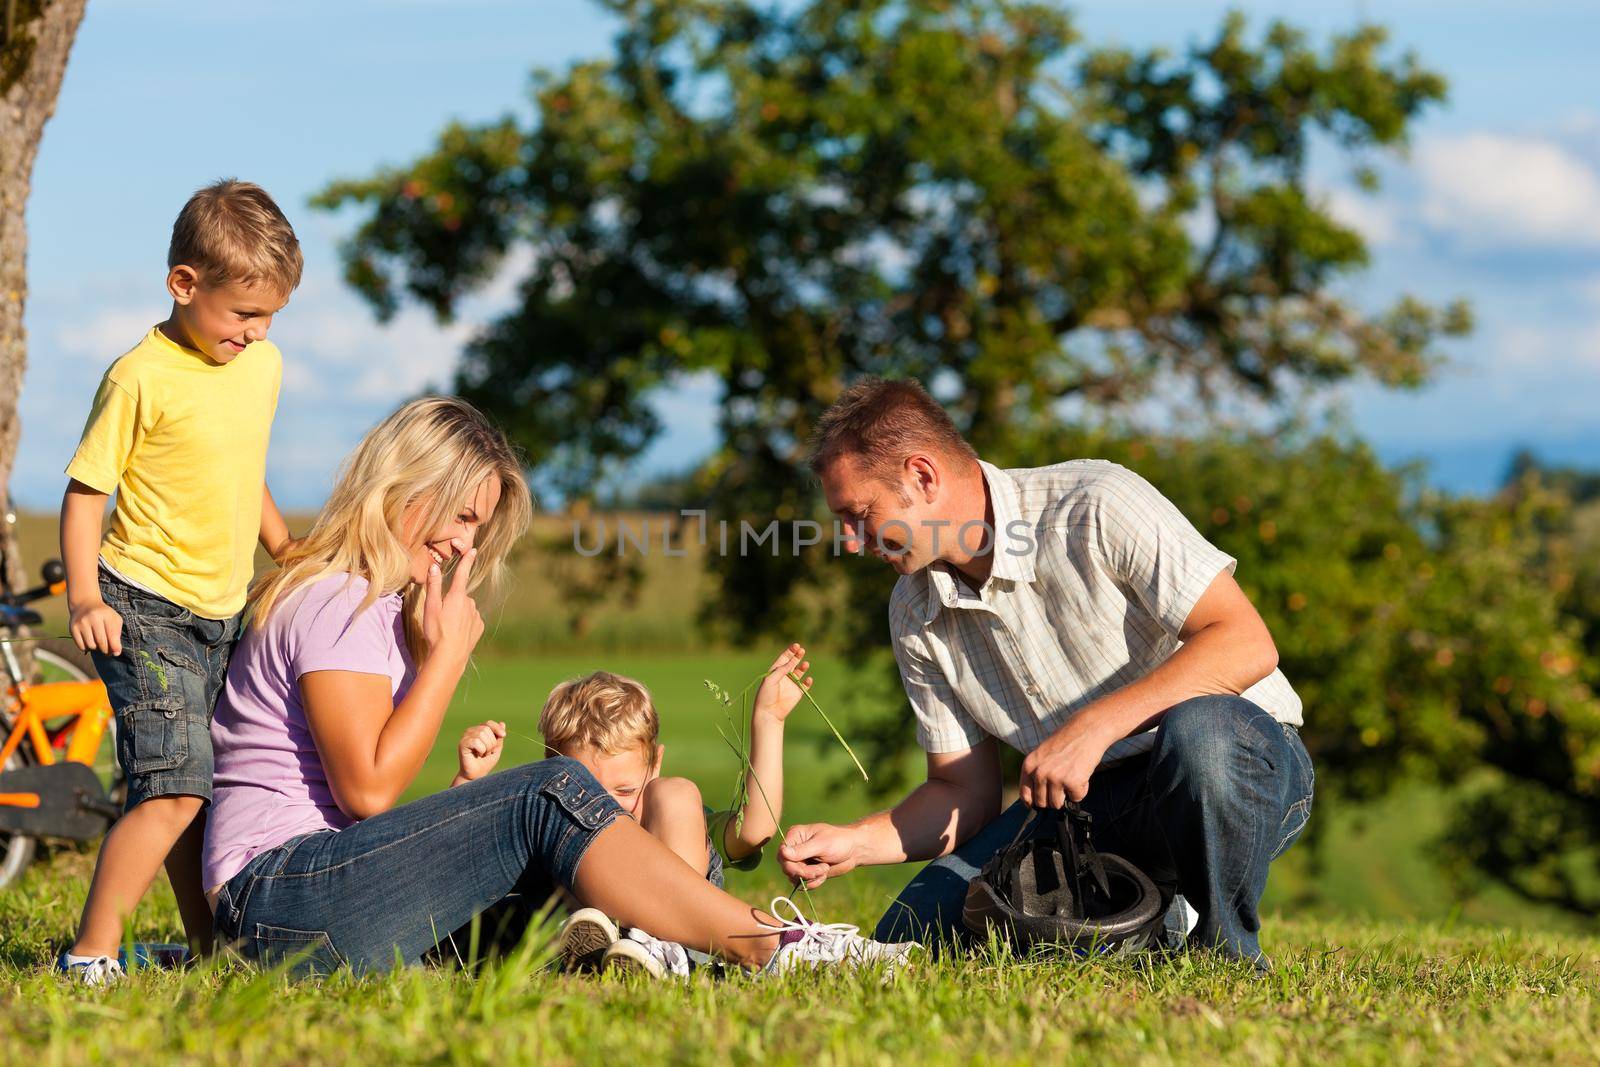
[270,298,477,401]
[1496,317,1600,372]
[57,308,158,363]
[1415,132,1600,246]
[1322,186,1397,246]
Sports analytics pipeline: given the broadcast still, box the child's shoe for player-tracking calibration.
[122,942,191,970]
[601,927,691,980]
[55,942,189,986]
[55,952,125,987]
[557,907,619,972]
[759,897,920,975]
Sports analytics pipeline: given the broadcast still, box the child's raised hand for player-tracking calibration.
[456,719,506,783]
[753,643,813,723]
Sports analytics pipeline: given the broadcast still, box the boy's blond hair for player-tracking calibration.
[539,671,659,757]
[169,178,303,294]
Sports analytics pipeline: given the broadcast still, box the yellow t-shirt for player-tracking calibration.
[65,327,282,620]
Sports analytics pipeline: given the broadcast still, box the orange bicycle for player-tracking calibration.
[0,556,122,890]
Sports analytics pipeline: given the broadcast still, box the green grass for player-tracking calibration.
[6,653,1598,1065]
[6,521,1598,1062]
[3,845,1597,1065]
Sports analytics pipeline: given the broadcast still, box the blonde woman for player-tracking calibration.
[201,397,913,976]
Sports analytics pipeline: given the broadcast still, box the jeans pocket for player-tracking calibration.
[119,697,188,775]
[118,636,200,703]
[253,924,345,976]
[103,575,187,622]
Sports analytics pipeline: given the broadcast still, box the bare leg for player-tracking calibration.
[71,794,205,957]
[163,808,214,955]
[571,817,780,970]
[639,776,710,876]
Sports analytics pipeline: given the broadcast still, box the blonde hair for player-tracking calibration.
[249,396,533,659]
[539,671,659,757]
[169,179,304,294]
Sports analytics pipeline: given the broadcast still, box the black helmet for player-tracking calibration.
[962,804,1165,956]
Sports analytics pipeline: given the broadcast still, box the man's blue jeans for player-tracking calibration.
[874,695,1315,963]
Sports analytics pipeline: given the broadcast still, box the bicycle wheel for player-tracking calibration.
[0,746,37,890]
[31,640,124,808]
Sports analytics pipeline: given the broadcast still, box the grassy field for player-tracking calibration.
[3,843,1598,1064]
[5,519,1599,1063]
[4,653,1598,1065]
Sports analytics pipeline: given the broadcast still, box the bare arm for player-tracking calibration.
[61,480,121,655]
[724,644,809,860]
[300,551,483,820]
[259,484,292,560]
[778,738,1004,889]
[726,707,785,859]
[1018,570,1278,808]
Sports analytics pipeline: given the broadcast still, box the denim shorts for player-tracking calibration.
[89,568,242,809]
[705,832,725,888]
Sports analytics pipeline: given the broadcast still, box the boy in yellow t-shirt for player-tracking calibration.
[55,180,302,985]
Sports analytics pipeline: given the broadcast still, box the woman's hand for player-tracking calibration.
[453,720,506,786]
[422,548,483,668]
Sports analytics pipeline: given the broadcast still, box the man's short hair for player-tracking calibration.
[806,376,977,485]
[168,179,303,294]
[539,670,659,757]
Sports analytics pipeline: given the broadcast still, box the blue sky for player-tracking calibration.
[18,0,1600,508]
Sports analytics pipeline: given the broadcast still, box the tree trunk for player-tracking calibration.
[0,0,88,598]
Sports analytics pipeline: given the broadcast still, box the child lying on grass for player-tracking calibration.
[539,644,814,977]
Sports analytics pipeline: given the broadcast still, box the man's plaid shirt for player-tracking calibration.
[889,460,1303,762]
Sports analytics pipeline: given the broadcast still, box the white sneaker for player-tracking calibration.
[55,953,124,987]
[602,927,691,980]
[760,896,920,975]
[557,908,619,972]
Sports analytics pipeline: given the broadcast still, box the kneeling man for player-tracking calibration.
[779,378,1314,964]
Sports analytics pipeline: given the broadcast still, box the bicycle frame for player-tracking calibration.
[0,638,114,809]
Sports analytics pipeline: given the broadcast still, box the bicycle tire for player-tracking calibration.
[0,746,37,891]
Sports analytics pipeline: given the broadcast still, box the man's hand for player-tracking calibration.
[752,642,812,723]
[453,719,506,785]
[778,822,861,889]
[70,598,124,656]
[1019,714,1114,809]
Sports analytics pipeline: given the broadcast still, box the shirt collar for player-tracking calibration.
[916,460,1036,625]
[979,460,1036,585]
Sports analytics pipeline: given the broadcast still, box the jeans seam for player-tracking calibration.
[258,794,525,883]
[1272,794,1313,859]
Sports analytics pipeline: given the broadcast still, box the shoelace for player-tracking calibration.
[766,896,866,962]
[624,927,690,974]
[72,956,124,987]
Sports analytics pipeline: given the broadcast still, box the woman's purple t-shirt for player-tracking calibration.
[203,573,415,890]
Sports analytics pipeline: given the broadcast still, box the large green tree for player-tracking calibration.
[316,0,1465,631]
